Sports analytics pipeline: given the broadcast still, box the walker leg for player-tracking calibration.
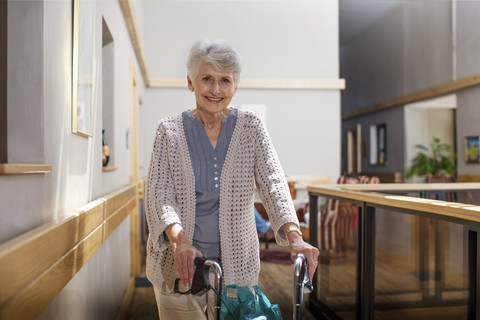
[293,254,313,320]
[205,260,223,320]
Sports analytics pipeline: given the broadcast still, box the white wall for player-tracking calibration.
[0,1,146,318]
[40,0,146,317]
[455,1,480,174]
[341,3,405,115]
[140,0,341,181]
[340,0,471,177]
[341,1,453,113]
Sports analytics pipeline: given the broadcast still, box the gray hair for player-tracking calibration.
[187,39,242,83]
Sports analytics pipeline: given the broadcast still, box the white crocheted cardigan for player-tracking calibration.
[145,109,298,293]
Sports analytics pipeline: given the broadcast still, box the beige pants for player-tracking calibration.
[153,275,219,320]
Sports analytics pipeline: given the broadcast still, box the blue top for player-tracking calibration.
[182,108,237,260]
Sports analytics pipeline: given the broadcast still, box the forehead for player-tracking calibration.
[197,63,234,78]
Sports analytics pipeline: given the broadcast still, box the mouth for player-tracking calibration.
[205,96,224,103]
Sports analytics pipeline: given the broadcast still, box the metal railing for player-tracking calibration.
[306,183,480,320]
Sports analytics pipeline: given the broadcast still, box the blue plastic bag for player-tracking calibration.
[220,284,283,320]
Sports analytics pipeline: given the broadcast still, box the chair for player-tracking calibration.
[255,202,271,249]
[425,174,457,202]
[319,175,380,260]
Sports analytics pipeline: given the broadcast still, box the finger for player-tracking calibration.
[176,253,190,286]
[178,260,188,285]
[309,268,316,282]
[291,252,297,262]
[309,257,317,271]
[187,252,196,286]
[308,255,318,269]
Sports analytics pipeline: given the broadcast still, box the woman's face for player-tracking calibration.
[188,63,237,115]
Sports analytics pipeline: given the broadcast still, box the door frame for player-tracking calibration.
[129,60,140,276]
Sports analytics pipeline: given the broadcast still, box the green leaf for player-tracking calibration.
[407,137,456,179]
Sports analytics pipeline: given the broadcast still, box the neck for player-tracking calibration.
[191,108,230,129]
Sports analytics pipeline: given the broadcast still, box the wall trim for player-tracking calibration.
[0,184,136,319]
[0,163,52,174]
[342,73,480,120]
[150,77,346,90]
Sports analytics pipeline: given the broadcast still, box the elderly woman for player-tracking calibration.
[146,39,319,319]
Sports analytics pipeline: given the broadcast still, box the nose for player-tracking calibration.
[210,81,220,95]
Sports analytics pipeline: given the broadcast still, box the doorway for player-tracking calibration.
[347,123,362,174]
[404,94,457,182]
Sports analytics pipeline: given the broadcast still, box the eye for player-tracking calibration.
[202,76,211,81]
[222,78,231,83]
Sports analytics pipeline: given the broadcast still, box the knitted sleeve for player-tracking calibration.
[251,113,298,246]
[145,120,182,251]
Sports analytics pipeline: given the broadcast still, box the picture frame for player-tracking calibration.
[72,0,96,137]
[464,136,480,164]
[369,125,377,165]
[377,124,387,165]
[369,124,387,165]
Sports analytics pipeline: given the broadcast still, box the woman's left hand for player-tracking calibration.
[284,224,319,281]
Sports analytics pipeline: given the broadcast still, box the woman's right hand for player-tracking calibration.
[173,240,202,286]
[165,223,202,287]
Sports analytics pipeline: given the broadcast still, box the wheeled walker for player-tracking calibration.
[175,254,312,320]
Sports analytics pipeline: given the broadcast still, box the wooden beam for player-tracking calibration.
[342,73,480,120]
[0,163,52,174]
[118,0,150,86]
[0,185,136,319]
[149,77,346,90]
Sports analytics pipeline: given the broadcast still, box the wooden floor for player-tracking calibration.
[121,239,468,320]
[121,243,319,319]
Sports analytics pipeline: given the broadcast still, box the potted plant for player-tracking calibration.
[406,137,456,181]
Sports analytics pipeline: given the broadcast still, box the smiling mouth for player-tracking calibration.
[206,96,224,103]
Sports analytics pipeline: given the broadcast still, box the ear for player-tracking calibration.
[187,75,194,92]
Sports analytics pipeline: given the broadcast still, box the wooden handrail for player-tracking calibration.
[0,184,136,319]
[342,73,480,120]
[328,182,480,192]
[307,184,480,224]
